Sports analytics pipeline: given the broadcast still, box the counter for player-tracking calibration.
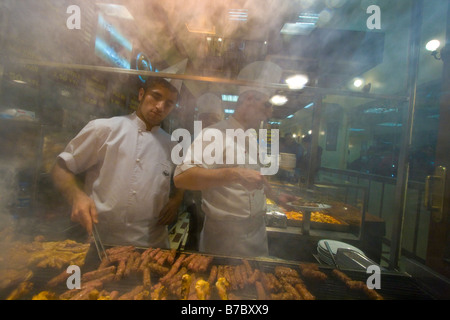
[265,196,386,263]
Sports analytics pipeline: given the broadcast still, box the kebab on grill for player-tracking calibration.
[299,263,328,281]
[332,269,383,300]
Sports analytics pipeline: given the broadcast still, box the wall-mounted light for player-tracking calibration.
[426,39,442,60]
[351,77,371,92]
[353,78,364,88]
[12,79,27,85]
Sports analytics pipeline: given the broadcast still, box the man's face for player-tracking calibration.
[137,83,178,130]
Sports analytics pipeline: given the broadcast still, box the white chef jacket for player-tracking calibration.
[58,112,174,248]
[174,116,268,257]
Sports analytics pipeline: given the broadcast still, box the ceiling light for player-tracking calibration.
[270,95,288,106]
[285,74,308,90]
[280,23,315,35]
[349,128,365,132]
[304,102,314,109]
[281,12,318,35]
[95,4,134,20]
[224,109,235,114]
[377,122,402,127]
[222,94,238,102]
[60,89,71,97]
[229,9,248,22]
[286,114,294,119]
[364,107,397,114]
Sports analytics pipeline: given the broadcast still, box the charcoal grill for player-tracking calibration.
[0,247,439,300]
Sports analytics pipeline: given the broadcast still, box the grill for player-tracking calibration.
[255,260,435,300]
[1,247,437,300]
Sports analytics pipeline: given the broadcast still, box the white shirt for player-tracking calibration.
[58,112,174,248]
[174,116,268,256]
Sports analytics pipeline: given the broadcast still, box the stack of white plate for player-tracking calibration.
[317,239,365,266]
[279,153,296,170]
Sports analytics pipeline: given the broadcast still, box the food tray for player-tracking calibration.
[284,212,350,232]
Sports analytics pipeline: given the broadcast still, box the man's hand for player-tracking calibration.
[158,190,184,225]
[158,197,181,225]
[277,192,297,205]
[71,192,98,235]
[233,167,265,191]
[262,178,296,205]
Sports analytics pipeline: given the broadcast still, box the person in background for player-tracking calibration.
[174,61,295,257]
[279,133,304,182]
[185,93,224,250]
[51,77,184,249]
[196,93,224,129]
[298,134,323,184]
[280,133,303,156]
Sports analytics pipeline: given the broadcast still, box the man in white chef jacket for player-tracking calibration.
[174,62,293,257]
[51,77,184,248]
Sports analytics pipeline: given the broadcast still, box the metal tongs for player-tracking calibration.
[92,224,109,262]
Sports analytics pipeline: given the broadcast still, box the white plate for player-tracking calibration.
[318,254,333,265]
[317,239,365,256]
[287,202,331,211]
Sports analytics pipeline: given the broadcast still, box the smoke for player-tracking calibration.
[0,166,17,229]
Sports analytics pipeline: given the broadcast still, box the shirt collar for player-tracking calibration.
[131,112,160,133]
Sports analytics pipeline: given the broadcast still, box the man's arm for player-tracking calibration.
[51,158,98,234]
[158,187,185,225]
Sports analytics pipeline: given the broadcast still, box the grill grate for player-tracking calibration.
[2,250,437,300]
[257,262,435,300]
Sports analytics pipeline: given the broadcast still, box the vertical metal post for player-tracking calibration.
[306,94,323,188]
[389,0,423,269]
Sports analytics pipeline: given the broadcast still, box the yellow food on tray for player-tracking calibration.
[285,211,303,220]
[26,239,90,269]
[284,211,343,225]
